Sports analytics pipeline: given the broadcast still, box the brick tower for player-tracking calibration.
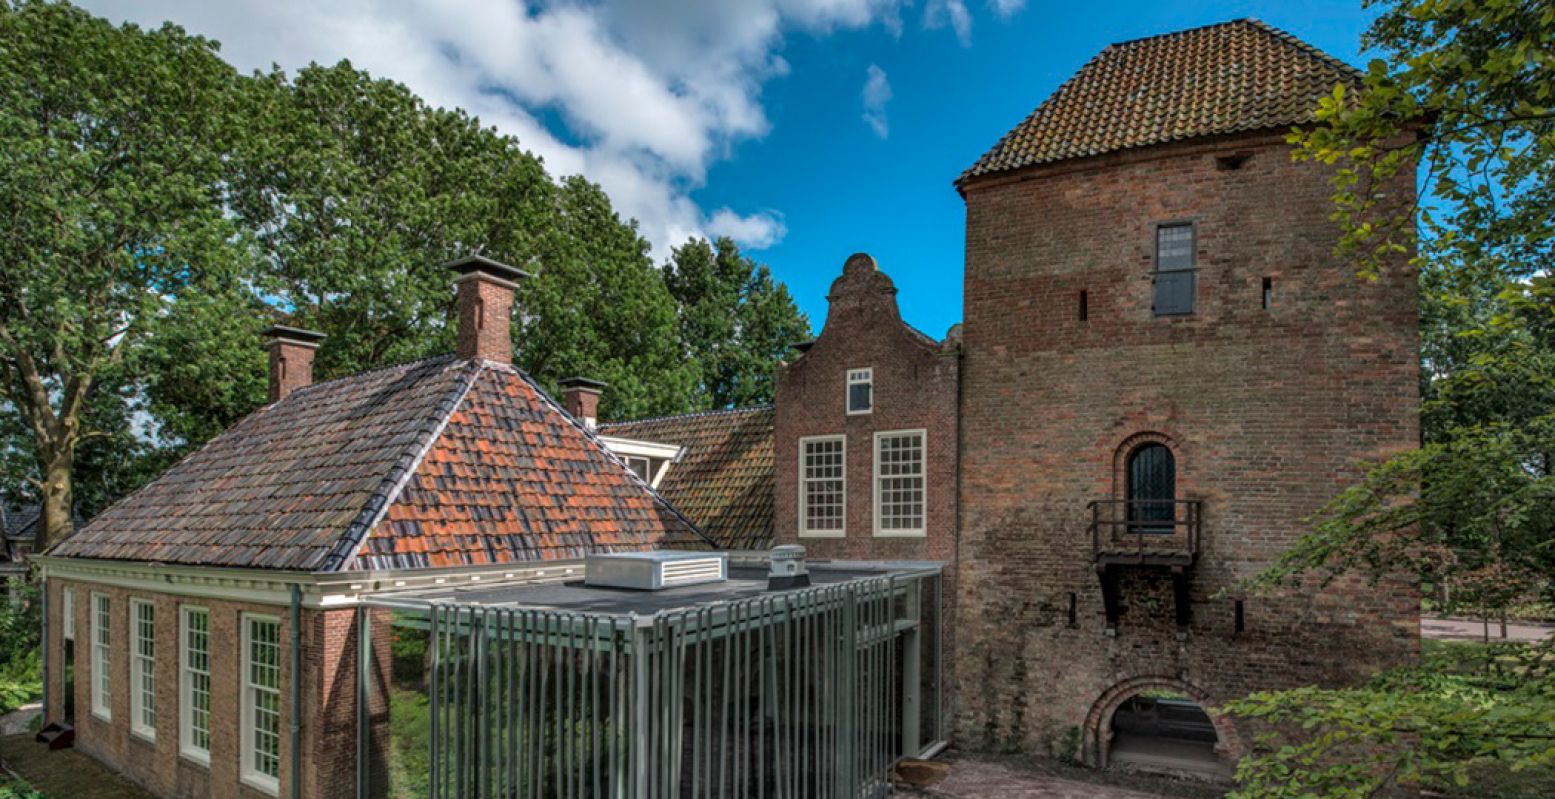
[952,20,1420,768]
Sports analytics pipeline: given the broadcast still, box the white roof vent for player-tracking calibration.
[585,551,728,591]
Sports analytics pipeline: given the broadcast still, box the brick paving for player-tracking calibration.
[0,734,157,799]
[899,754,1227,799]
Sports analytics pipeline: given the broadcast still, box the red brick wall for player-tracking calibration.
[773,253,959,566]
[954,132,1421,759]
[44,577,387,799]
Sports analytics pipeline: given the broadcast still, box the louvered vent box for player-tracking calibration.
[585,551,728,591]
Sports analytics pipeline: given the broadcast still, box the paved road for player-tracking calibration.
[898,755,1223,799]
[1422,617,1555,643]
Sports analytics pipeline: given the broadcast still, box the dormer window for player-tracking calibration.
[846,368,873,414]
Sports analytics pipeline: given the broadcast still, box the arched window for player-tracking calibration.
[1126,443,1175,533]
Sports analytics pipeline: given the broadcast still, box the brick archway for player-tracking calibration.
[1110,431,1182,498]
[1079,675,1242,768]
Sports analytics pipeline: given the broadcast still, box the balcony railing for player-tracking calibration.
[1088,499,1201,565]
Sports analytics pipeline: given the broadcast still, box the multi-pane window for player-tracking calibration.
[873,430,927,536]
[90,593,110,719]
[846,368,873,414]
[130,599,156,740]
[1154,222,1196,316]
[799,436,846,536]
[242,615,282,793]
[180,606,211,763]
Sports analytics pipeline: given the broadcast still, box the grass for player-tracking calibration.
[0,655,41,717]
[386,686,432,799]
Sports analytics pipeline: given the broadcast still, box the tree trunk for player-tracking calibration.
[37,445,75,553]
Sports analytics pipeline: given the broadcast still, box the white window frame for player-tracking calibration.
[129,598,156,741]
[872,429,928,538]
[241,614,283,796]
[179,606,211,766]
[90,592,111,720]
[62,588,74,641]
[845,368,874,415]
[798,434,847,538]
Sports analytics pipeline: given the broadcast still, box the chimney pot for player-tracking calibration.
[447,254,532,362]
[559,377,607,430]
[261,325,325,403]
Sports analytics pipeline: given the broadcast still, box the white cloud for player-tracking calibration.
[79,1,1017,258]
[987,0,1026,20]
[705,208,788,250]
[923,0,972,46]
[861,64,892,139]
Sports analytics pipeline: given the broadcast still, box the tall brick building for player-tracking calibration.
[951,19,1419,768]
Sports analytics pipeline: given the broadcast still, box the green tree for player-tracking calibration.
[664,236,811,409]
[230,62,695,422]
[0,1,248,550]
[1228,1,1555,795]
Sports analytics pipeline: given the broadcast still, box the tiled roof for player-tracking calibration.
[1,502,38,540]
[959,19,1362,184]
[600,407,775,550]
[50,356,709,571]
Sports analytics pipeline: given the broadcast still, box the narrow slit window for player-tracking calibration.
[1079,290,1089,321]
[1153,223,1196,316]
[1235,599,1246,633]
[1068,592,1078,626]
[1262,277,1273,310]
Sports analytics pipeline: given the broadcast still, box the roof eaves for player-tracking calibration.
[319,358,485,571]
[597,404,775,432]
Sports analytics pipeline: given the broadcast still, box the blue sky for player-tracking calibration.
[86,1,1378,338]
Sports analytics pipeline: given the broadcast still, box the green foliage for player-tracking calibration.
[1,2,811,535]
[0,577,41,715]
[664,237,811,410]
[1237,3,1555,795]
[0,780,46,799]
[1226,640,1555,798]
[0,0,249,549]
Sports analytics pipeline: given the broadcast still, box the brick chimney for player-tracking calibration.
[261,325,325,403]
[447,255,532,362]
[559,377,607,429]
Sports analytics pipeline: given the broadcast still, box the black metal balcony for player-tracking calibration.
[1088,499,1201,567]
[1088,499,1203,635]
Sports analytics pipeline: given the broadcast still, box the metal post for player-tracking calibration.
[355,603,370,799]
[292,585,304,799]
[901,579,921,758]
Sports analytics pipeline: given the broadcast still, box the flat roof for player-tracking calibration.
[369,562,940,619]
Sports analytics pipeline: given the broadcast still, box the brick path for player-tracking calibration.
[0,734,158,799]
[898,754,1226,799]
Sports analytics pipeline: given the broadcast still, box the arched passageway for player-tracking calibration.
[1081,677,1238,779]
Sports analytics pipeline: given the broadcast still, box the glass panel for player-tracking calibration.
[876,432,925,532]
[1156,224,1194,271]
[802,438,846,532]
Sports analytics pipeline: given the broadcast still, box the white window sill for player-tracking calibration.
[179,748,211,769]
[798,529,845,539]
[91,709,111,722]
[873,529,927,538]
[130,727,156,744]
[241,773,280,797]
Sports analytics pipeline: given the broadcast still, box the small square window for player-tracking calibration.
[846,368,873,415]
[623,456,651,482]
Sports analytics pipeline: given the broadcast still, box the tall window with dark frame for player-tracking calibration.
[1126,443,1176,533]
[1153,223,1196,315]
